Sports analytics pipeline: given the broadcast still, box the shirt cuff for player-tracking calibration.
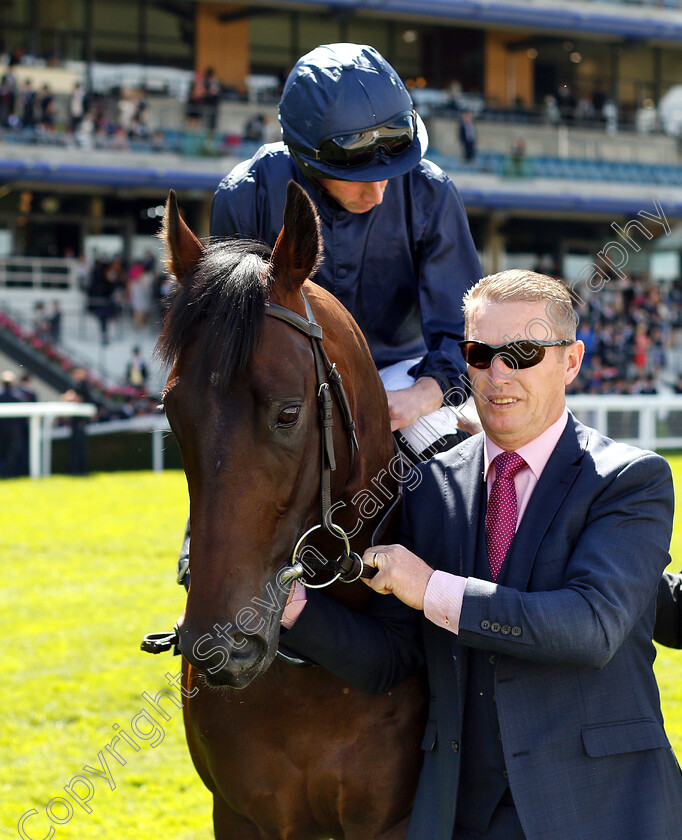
[423,570,467,633]
[281,580,307,629]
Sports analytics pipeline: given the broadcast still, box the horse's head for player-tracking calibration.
[158,183,392,688]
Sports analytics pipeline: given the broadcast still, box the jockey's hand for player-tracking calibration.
[361,544,434,611]
[385,376,443,432]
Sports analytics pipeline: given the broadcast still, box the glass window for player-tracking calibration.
[93,0,139,38]
[145,3,193,65]
[249,13,292,73]
[4,0,30,27]
[298,15,341,55]
[346,20,390,58]
[661,50,682,90]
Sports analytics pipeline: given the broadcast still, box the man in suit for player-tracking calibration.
[281,268,682,839]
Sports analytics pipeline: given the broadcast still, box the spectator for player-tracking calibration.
[69,83,87,133]
[507,139,527,177]
[544,94,560,125]
[60,367,93,475]
[458,110,477,162]
[633,322,650,375]
[21,79,35,128]
[637,373,658,395]
[0,371,25,476]
[203,67,221,132]
[48,300,62,344]
[0,72,17,126]
[13,372,36,475]
[32,301,50,340]
[16,372,37,403]
[39,84,55,131]
[556,82,575,123]
[87,258,118,345]
[186,71,206,129]
[8,46,25,66]
[117,87,137,134]
[73,109,96,147]
[243,112,265,142]
[592,85,606,119]
[75,253,92,292]
[125,345,148,389]
[569,272,678,395]
[603,99,618,134]
[261,113,280,143]
[575,96,595,125]
[127,259,153,329]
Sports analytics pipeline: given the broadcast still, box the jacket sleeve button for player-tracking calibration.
[481,620,491,630]
[491,622,501,633]
[511,626,522,636]
[451,741,460,753]
[501,624,511,635]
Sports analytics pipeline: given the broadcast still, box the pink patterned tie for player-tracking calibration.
[486,452,526,582]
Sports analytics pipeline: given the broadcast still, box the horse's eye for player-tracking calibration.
[277,405,301,427]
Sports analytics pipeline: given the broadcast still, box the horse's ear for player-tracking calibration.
[269,181,322,294]
[159,189,204,286]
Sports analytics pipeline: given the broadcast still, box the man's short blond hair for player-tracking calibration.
[463,269,578,341]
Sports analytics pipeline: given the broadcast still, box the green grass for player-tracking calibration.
[0,472,212,839]
[1,464,681,839]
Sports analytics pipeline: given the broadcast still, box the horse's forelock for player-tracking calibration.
[157,238,273,385]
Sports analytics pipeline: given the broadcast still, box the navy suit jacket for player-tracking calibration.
[283,416,682,839]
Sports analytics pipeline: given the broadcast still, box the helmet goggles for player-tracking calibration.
[297,110,416,169]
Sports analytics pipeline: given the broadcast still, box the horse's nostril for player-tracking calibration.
[230,634,267,665]
[196,634,269,688]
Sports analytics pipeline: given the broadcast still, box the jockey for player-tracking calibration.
[176,42,481,590]
[210,42,482,458]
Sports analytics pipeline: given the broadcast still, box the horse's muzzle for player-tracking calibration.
[178,621,271,689]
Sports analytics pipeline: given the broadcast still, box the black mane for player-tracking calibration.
[157,237,272,384]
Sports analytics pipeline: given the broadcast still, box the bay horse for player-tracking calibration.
[157,181,426,840]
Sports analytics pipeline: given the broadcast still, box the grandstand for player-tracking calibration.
[1,0,682,470]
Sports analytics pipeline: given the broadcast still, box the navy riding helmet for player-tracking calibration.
[279,43,428,182]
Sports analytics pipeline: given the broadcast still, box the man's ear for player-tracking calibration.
[564,339,585,386]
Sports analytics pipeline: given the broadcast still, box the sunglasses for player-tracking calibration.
[459,339,574,370]
[298,111,416,168]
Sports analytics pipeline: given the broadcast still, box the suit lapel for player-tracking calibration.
[504,416,585,592]
[442,435,485,578]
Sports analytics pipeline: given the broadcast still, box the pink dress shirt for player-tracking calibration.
[423,409,569,632]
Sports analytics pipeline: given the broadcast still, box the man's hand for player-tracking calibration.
[386,376,443,432]
[361,544,434,611]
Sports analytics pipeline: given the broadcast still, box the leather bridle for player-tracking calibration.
[140,289,400,656]
[266,291,369,587]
